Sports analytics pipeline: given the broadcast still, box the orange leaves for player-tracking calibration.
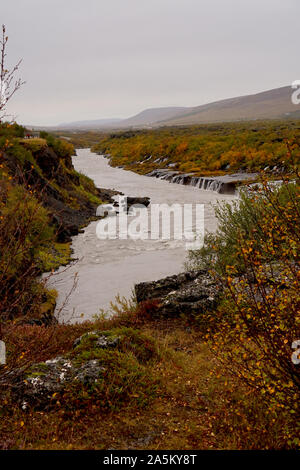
[202,179,300,444]
[91,121,300,176]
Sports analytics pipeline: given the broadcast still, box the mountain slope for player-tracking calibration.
[116,106,188,127]
[58,118,123,129]
[158,86,298,125]
[55,85,299,130]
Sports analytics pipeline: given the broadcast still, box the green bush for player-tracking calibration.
[187,181,299,275]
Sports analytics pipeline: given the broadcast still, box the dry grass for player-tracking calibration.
[0,314,293,450]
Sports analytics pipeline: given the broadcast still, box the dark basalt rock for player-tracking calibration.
[98,195,150,217]
[34,146,73,180]
[126,196,150,208]
[135,270,221,317]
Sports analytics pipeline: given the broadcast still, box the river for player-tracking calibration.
[50,148,236,323]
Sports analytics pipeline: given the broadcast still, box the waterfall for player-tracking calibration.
[145,167,257,195]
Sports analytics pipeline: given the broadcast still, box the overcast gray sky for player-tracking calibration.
[2,0,299,125]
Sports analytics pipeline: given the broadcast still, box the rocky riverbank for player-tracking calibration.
[99,153,258,195]
[3,141,120,243]
[135,270,220,317]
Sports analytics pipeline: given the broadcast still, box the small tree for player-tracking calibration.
[195,179,300,445]
[0,24,25,121]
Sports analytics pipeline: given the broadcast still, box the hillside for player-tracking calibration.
[159,86,299,126]
[116,106,188,128]
[58,118,123,130]
[55,86,299,131]
[56,107,188,130]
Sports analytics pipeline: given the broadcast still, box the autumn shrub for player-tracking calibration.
[0,129,52,328]
[0,173,56,322]
[91,120,300,175]
[0,122,25,139]
[192,180,300,446]
[0,126,102,324]
[4,140,36,167]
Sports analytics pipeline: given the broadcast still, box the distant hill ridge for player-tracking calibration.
[58,118,123,129]
[159,86,298,125]
[55,85,299,130]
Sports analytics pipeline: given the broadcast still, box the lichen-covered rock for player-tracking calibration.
[135,270,221,317]
[13,330,121,409]
[16,355,107,410]
[73,360,106,385]
[12,328,157,410]
[73,330,120,349]
[17,356,79,409]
